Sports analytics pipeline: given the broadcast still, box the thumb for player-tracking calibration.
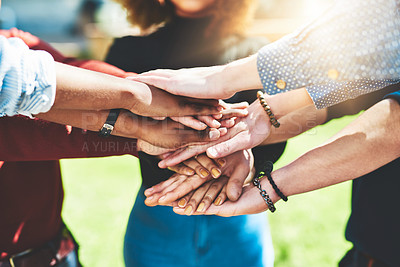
[206,133,248,158]
[226,164,249,201]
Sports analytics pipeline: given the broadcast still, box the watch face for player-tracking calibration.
[99,124,114,137]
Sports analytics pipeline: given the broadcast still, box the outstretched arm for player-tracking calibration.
[203,95,400,216]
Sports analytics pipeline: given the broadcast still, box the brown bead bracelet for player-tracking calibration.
[257,91,280,128]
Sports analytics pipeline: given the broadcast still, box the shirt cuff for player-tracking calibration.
[306,79,398,109]
[17,49,56,117]
[257,33,311,96]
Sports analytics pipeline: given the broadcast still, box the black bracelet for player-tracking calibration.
[253,171,276,212]
[263,161,288,202]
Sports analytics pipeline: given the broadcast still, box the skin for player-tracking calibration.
[157,88,313,167]
[170,0,216,18]
[37,109,227,149]
[53,63,223,117]
[145,105,327,206]
[191,98,400,216]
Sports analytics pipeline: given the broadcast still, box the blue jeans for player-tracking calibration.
[124,186,274,267]
[58,250,79,267]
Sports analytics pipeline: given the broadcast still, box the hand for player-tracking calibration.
[169,101,249,130]
[144,150,254,208]
[127,66,235,99]
[158,99,271,167]
[117,113,228,149]
[167,153,225,179]
[128,81,224,117]
[178,181,271,217]
[128,54,261,99]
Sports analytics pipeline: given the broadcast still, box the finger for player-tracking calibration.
[157,175,209,205]
[220,108,249,119]
[158,125,234,168]
[183,181,214,215]
[170,116,207,130]
[206,132,248,158]
[219,118,236,128]
[128,69,176,79]
[178,98,223,116]
[226,163,249,201]
[197,177,228,212]
[144,175,186,206]
[182,158,211,179]
[197,115,221,128]
[193,154,222,179]
[226,102,249,109]
[176,191,194,209]
[158,128,229,168]
[167,164,195,176]
[144,176,178,196]
[130,76,171,91]
[212,113,223,120]
[213,184,228,207]
[158,145,209,168]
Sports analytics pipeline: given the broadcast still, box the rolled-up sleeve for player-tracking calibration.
[0,36,56,117]
[257,0,400,108]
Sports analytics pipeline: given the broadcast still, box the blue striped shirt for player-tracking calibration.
[257,0,400,109]
[0,36,56,117]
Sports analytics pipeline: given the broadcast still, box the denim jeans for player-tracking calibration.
[124,186,274,267]
[58,250,80,267]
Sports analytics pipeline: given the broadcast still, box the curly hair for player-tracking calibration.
[114,0,257,37]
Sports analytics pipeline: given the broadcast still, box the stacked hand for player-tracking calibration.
[144,150,256,214]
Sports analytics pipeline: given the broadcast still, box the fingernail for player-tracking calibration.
[217,159,226,167]
[208,147,218,158]
[197,202,205,212]
[159,196,166,203]
[178,198,187,208]
[214,197,222,206]
[213,120,221,128]
[199,123,207,129]
[144,188,154,196]
[209,130,219,139]
[211,168,221,178]
[199,168,209,178]
[184,205,193,215]
[187,169,195,175]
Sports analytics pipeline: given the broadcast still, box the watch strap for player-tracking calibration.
[98,109,121,137]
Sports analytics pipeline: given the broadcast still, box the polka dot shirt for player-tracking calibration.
[257,0,400,109]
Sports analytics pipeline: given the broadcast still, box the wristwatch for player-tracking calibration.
[98,109,121,137]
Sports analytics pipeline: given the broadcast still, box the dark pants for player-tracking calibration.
[339,247,390,267]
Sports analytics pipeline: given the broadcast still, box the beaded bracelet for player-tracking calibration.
[257,91,280,128]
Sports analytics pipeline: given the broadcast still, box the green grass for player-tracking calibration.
[61,114,360,267]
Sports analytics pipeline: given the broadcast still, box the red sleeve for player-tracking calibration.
[0,29,138,161]
[0,116,138,161]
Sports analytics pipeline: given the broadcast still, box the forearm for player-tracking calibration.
[219,54,262,95]
[262,106,327,145]
[36,109,142,140]
[0,116,138,161]
[52,62,142,112]
[269,98,400,203]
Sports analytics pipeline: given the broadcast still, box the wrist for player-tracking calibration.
[260,176,280,204]
[112,111,141,139]
[121,80,148,114]
[222,55,262,95]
